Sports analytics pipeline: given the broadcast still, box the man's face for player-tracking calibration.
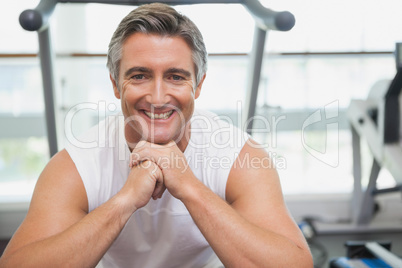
[112,33,204,148]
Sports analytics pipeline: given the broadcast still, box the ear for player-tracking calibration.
[110,74,121,99]
[194,74,206,100]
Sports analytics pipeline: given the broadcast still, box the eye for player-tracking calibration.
[132,74,145,80]
[171,75,184,81]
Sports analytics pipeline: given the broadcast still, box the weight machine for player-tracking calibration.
[348,43,402,225]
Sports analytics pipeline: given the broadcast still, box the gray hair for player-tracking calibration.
[107,3,208,89]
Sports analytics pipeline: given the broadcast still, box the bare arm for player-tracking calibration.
[131,140,313,267]
[181,140,313,267]
[0,150,163,268]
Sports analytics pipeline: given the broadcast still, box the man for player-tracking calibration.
[0,3,312,267]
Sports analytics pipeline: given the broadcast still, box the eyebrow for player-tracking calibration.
[123,66,192,79]
[124,66,152,78]
[165,68,192,79]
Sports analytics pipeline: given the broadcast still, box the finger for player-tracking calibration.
[139,159,156,170]
[132,146,165,169]
[151,165,165,199]
[130,151,155,168]
[166,140,177,148]
[129,152,140,168]
[152,182,166,200]
[135,140,149,149]
[157,186,166,199]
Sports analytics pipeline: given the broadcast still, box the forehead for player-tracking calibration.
[120,33,195,76]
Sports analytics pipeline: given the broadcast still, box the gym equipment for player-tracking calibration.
[348,43,402,225]
[329,241,402,268]
[19,0,296,156]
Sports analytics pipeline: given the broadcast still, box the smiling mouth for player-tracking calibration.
[143,110,174,120]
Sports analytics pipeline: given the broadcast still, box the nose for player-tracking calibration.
[149,78,169,108]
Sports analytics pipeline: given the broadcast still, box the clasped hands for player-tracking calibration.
[127,140,192,209]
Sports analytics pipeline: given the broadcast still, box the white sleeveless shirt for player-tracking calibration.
[65,109,249,268]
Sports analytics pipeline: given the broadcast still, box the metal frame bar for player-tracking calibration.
[245,26,266,134]
[61,0,243,4]
[20,0,295,156]
[351,124,363,224]
[356,158,381,225]
[350,123,382,225]
[365,242,402,267]
[37,28,58,157]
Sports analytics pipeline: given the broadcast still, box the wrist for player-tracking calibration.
[178,176,204,204]
[112,191,138,219]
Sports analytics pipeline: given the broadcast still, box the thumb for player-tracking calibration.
[151,165,165,199]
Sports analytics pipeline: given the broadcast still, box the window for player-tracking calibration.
[0,1,46,202]
[1,0,401,202]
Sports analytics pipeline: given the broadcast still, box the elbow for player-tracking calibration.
[275,249,314,268]
[225,249,313,268]
[264,246,314,268]
[302,249,314,268]
[293,245,314,268]
[218,240,314,268]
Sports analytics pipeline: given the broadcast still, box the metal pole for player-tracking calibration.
[351,125,362,225]
[245,26,267,134]
[356,159,381,225]
[20,0,58,157]
[38,28,58,157]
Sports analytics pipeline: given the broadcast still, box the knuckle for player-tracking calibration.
[140,160,153,169]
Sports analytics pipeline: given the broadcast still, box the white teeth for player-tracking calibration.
[144,110,173,119]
